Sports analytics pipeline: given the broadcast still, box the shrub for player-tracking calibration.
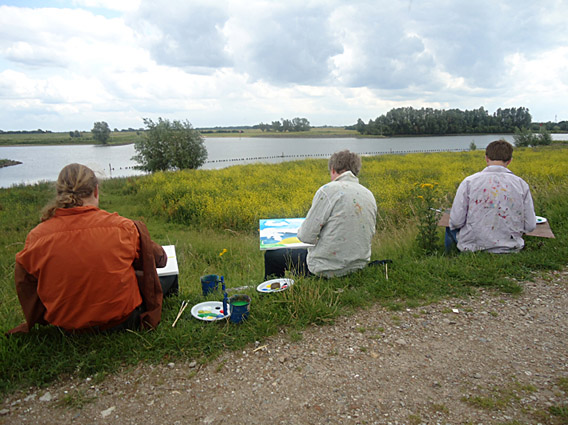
[133,118,208,172]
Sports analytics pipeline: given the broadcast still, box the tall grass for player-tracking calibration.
[1,147,567,395]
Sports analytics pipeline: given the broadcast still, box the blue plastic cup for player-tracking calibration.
[201,274,219,296]
[229,294,251,324]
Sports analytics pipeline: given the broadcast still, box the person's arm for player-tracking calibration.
[132,220,163,329]
[132,229,167,271]
[523,187,537,233]
[297,189,332,244]
[151,241,167,268]
[6,262,48,334]
[449,180,468,230]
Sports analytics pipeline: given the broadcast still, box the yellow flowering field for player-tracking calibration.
[130,147,568,231]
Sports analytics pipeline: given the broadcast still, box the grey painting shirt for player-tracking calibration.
[297,171,377,277]
[449,165,536,253]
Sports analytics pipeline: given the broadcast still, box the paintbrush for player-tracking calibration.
[172,300,189,327]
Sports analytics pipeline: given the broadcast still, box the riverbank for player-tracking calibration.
[0,159,22,168]
[0,131,143,147]
[0,128,361,146]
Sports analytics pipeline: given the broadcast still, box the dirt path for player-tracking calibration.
[2,269,567,425]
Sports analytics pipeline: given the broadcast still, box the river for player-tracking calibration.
[1,134,565,188]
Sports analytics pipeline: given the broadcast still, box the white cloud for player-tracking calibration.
[0,0,567,131]
[71,0,141,12]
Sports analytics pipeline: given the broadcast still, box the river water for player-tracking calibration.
[1,134,565,188]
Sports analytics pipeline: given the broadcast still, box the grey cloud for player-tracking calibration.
[239,7,343,85]
[329,0,568,91]
[130,1,344,85]
[332,3,441,90]
[348,33,438,90]
[413,1,565,88]
[129,1,230,69]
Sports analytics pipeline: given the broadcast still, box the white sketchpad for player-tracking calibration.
[157,245,179,276]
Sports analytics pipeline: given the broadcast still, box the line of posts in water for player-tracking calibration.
[204,147,469,164]
[106,147,470,175]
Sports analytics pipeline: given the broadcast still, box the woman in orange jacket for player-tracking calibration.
[9,163,167,334]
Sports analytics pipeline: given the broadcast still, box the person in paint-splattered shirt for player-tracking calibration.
[446,140,536,253]
[264,150,377,279]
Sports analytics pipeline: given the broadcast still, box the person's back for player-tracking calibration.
[448,140,536,253]
[263,150,377,279]
[298,171,377,276]
[10,163,166,334]
[18,205,142,330]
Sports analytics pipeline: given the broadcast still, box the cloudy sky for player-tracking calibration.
[0,0,567,131]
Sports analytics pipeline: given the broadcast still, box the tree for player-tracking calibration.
[513,127,537,147]
[132,118,207,172]
[291,117,311,131]
[281,119,292,132]
[538,126,552,146]
[91,121,111,144]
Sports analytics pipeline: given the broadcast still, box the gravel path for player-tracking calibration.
[2,269,567,425]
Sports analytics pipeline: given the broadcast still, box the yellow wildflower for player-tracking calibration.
[219,248,228,257]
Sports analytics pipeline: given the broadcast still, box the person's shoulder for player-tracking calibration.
[357,182,375,196]
[96,209,136,229]
[462,169,486,181]
[24,220,50,243]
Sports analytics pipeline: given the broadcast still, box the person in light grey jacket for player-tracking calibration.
[264,150,377,279]
[446,139,536,253]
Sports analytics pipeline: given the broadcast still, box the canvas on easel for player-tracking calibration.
[259,218,314,250]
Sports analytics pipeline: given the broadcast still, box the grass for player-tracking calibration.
[461,378,568,424]
[1,148,567,396]
[462,380,536,410]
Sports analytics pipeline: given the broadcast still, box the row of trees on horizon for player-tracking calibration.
[350,106,568,136]
[1,107,567,135]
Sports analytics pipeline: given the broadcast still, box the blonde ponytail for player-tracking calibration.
[41,164,98,221]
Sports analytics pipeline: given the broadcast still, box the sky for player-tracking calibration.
[0,0,567,132]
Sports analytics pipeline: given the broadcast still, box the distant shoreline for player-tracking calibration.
[0,159,22,168]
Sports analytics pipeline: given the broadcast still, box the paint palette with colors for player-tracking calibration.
[257,278,294,293]
[191,301,230,321]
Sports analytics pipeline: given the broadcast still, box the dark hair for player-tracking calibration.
[485,140,513,162]
[41,163,98,221]
[328,150,362,176]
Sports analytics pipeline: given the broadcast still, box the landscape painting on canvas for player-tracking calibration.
[259,218,314,250]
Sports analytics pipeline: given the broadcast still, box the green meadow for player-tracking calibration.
[1,147,567,395]
[0,131,144,146]
[0,127,358,147]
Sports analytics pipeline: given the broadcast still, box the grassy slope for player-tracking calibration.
[0,149,566,395]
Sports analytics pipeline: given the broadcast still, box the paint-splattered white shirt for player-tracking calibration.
[297,171,377,277]
[449,165,536,253]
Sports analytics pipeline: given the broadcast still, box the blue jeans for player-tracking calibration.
[445,227,459,253]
